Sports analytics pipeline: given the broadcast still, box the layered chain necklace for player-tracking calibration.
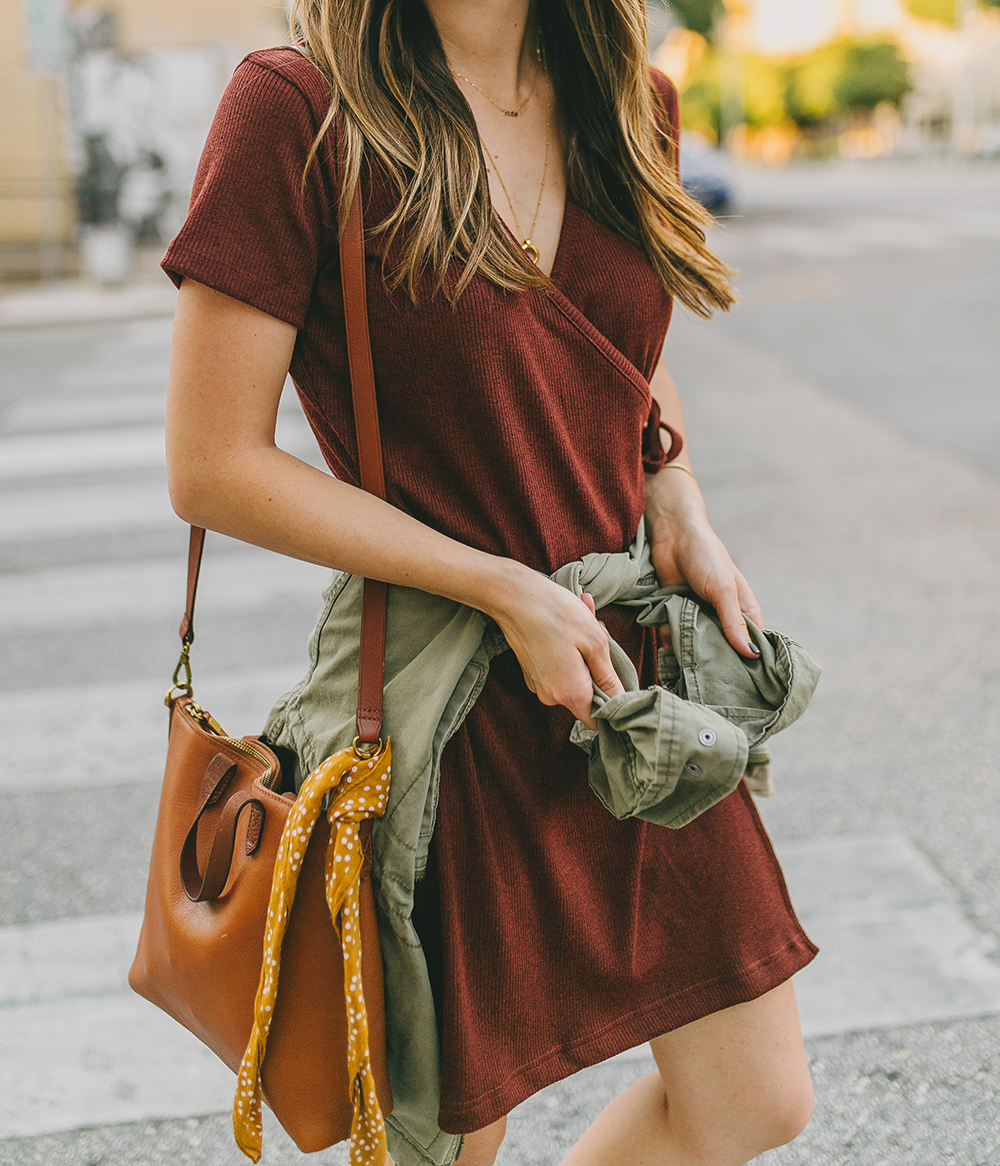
[451,38,543,117]
[481,93,550,265]
[451,65,539,118]
[451,47,551,265]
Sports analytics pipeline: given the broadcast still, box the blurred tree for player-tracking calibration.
[786,41,846,124]
[834,40,911,110]
[901,0,1000,20]
[679,31,910,143]
[786,38,910,126]
[900,0,956,20]
[679,49,721,140]
[744,54,788,127]
[666,0,725,41]
[680,49,790,140]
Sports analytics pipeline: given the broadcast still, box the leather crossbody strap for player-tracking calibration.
[339,159,388,746]
[178,157,387,745]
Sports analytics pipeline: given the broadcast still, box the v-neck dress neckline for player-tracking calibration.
[502,198,654,403]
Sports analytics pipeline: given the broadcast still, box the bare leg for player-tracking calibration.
[560,981,813,1166]
[428,982,809,1166]
[455,1116,508,1166]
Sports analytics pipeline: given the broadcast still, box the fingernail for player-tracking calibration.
[747,641,760,655]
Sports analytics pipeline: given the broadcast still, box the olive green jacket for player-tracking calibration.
[263,524,820,1166]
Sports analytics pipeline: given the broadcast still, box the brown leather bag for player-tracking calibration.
[129,173,393,1155]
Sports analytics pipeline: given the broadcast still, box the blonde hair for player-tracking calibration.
[288,0,736,316]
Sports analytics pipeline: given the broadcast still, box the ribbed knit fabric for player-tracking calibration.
[163,49,817,1136]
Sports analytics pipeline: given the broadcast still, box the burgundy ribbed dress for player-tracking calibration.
[163,48,817,1136]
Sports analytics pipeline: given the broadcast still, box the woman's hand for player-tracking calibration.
[487,570,626,729]
[645,467,763,658]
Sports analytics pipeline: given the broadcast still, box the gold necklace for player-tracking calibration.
[483,91,551,265]
[451,41,543,118]
[452,67,539,117]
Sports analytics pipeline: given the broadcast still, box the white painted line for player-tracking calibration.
[0,426,165,479]
[0,666,305,792]
[0,282,177,330]
[4,391,166,433]
[609,832,1000,1064]
[780,833,1000,1038]
[0,914,142,1009]
[59,363,170,393]
[0,995,234,1138]
[0,480,175,541]
[0,913,232,1139]
[2,833,999,1138]
[0,416,318,484]
[0,550,330,633]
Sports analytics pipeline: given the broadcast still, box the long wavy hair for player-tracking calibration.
[288,0,736,315]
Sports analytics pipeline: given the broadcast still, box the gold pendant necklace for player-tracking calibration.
[452,67,538,117]
[483,90,551,265]
[451,40,544,118]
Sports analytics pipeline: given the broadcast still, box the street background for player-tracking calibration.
[2,157,999,1166]
[3,0,1000,1163]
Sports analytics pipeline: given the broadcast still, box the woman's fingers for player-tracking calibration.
[513,591,626,728]
[735,568,764,630]
[533,650,602,727]
[581,639,625,699]
[712,582,760,658]
[580,590,625,694]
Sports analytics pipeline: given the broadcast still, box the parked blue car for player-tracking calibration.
[679,132,733,214]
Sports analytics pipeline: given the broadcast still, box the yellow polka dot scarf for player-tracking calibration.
[233,740,392,1166]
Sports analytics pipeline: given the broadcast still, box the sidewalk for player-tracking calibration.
[0,277,177,330]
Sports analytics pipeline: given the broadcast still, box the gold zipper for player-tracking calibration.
[179,699,277,789]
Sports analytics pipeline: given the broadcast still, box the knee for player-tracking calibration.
[745,1076,814,1155]
[678,1075,814,1166]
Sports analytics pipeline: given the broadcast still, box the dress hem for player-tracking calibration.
[436,931,818,1134]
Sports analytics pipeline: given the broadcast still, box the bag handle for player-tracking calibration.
[171,163,387,749]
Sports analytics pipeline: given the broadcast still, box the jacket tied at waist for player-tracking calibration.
[262,524,820,1166]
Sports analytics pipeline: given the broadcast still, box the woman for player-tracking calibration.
[163,0,817,1161]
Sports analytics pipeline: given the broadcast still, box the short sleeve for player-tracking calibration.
[162,56,336,329]
[649,67,681,180]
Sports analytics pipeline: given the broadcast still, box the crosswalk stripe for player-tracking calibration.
[2,835,999,1139]
[1,913,142,1009]
[0,549,330,634]
[5,391,165,433]
[0,994,234,1138]
[0,666,304,792]
[0,480,175,542]
[0,416,319,484]
[0,426,165,479]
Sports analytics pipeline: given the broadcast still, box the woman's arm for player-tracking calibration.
[165,279,624,725]
[645,361,763,658]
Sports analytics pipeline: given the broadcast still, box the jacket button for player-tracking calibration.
[685,762,702,774]
[698,729,717,747]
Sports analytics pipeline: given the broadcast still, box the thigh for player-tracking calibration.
[649,980,813,1158]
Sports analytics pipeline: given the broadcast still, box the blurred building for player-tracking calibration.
[657,0,1000,161]
[1,0,287,282]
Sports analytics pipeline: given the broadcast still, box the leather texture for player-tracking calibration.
[129,698,392,1151]
[129,145,393,1154]
[339,162,388,745]
[178,525,205,644]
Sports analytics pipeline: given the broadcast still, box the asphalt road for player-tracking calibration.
[1,158,998,1166]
